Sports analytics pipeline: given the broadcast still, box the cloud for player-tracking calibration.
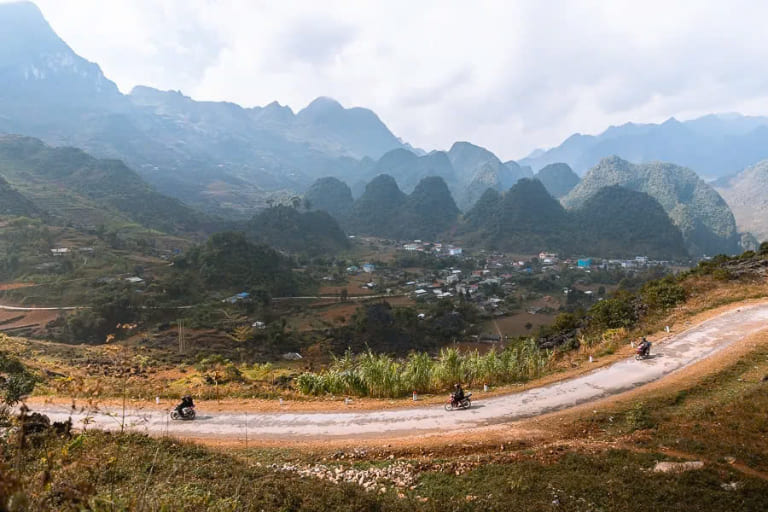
[16,0,768,160]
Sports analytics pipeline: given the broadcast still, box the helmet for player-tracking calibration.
[454,383,460,389]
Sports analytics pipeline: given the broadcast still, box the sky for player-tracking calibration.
[13,0,768,160]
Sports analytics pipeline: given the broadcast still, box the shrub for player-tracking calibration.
[588,293,638,331]
[0,351,36,406]
[641,278,686,311]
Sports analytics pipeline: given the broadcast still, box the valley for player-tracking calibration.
[2,2,768,510]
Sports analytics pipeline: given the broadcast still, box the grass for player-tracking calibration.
[568,337,768,473]
[0,430,411,511]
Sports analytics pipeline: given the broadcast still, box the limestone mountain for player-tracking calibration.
[371,149,455,193]
[0,3,408,213]
[534,163,580,198]
[293,97,408,160]
[573,186,688,259]
[460,178,570,253]
[346,174,407,237]
[562,156,741,256]
[345,175,459,240]
[303,177,354,220]
[397,176,460,240]
[715,160,768,243]
[462,180,688,258]
[520,113,768,179]
[247,205,349,256]
[0,2,123,112]
[0,135,203,233]
[448,142,532,210]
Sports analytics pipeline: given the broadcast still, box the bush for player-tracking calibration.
[588,293,638,331]
[0,351,36,406]
[641,278,686,311]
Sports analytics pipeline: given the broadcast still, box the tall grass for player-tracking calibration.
[295,340,552,398]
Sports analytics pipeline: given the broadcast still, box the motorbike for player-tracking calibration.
[444,392,472,411]
[634,344,652,360]
[170,406,196,421]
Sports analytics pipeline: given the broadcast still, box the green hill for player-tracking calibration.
[463,180,689,258]
[0,175,38,216]
[396,176,460,240]
[460,178,570,252]
[346,175,459,240]
[346,174,407,237]
[172,231,302,297]
[248,205,349,255]
[0,135,204,233]
[303,177,354,220]
[563,156,740,256]
[534,163,580,198]
[574,186,688,259]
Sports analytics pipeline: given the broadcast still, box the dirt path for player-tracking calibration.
[33,302,768,441]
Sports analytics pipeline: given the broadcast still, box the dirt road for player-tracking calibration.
[35,302,768,441]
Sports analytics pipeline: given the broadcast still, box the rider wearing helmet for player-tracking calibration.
[453,383,465,405]
[638,337,651,357]
[175,395,194,416]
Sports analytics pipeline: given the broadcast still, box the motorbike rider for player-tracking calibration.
[638,337,651,357]
[452,383,465,405]
[175,395,195,416]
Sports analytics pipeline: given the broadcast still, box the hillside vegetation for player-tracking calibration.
[247,205,350,255]
[461,179,688,258]
[534,162,580,198]
[345,174,460,240]
[563,156,741,256]
[0,135,204,234]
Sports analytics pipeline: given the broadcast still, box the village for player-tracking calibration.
[333,237,685,341]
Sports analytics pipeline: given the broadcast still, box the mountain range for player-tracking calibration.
[714,160,768,243]
[306,173,690,258]
[0,2,411,214]
[0,1,765,252]
[0,2,541,215]
[521,114,768,179]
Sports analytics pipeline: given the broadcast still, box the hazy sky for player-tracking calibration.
[15,0,768,160]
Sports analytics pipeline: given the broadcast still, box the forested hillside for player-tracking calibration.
[0,135,205,233]
[563,156,740,256]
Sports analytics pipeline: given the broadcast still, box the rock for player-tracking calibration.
[653,461,704,473]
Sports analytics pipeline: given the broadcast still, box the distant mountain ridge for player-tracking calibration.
[0,2,411,213]
[715,160,768,243]
[563,156,740,256]
[366,142,532,211]
[521,114,768,179]
[0,2,534,215]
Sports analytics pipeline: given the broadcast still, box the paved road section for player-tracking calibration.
[36,302,768,441]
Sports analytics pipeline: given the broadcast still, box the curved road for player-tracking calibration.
[37,302,768,441]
